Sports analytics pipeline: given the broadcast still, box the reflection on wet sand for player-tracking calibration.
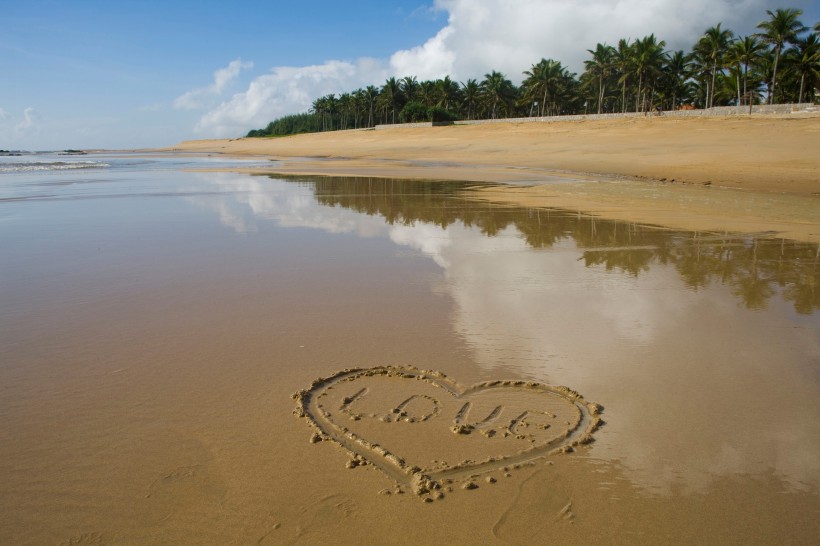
[192,173,820,497]
[307,176,819,314]
[2,166,818,543]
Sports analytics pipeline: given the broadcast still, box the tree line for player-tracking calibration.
[247,8,818,137]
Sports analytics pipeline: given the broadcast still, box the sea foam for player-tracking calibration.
[0,160,111,173]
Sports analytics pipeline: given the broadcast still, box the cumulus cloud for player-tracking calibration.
[0,107,10,122]
[174,58,254,110]
[193,0,793,137]
[390,25,456,80]
[193,58,386,137]
[391,0,775,80]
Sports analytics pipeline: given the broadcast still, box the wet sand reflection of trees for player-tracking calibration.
[277,176,819,314]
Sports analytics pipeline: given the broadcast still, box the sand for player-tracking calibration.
[170,114,820,241]
[2,162,819,544]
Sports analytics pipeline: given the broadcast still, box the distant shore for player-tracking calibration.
[168,114,820,241]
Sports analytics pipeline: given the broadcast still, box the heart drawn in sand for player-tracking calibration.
[293,367,603,497]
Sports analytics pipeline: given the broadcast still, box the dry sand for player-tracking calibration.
[170,114,820,241]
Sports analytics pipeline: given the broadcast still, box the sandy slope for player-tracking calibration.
[170,114,820,240]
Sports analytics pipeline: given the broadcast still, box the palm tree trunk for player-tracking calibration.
[598,74,604,114]
[542,87,547,117]
[799,74,805,103]
[770,46,781,104]
[710,59,717,108]
[621,80,627,113]
[736,70,741,106]
[704,78,710,109]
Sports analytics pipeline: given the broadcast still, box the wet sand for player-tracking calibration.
[169,115,820,241]
[2,159,819,544]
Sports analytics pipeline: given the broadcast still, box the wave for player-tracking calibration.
[0,161,111,173]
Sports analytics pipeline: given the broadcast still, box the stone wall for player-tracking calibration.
[374,103,818,130]
[375,121,457,130]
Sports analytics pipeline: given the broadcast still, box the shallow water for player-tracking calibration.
[1,155,818,544]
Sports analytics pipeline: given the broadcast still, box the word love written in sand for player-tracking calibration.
[293,367,603,498]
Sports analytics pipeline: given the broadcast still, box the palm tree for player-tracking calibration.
[784,33,820,103]
[460,79,480,120]
[418,80,437,108]
[310,97,326,130]
[755,49,776,102]
[324,94,338,130]
[480,71,515,119]
[663,50,692,110]
[728,36,765,107]
[756,8,807,103]
[380,77,403,124]
[522,59,575,116]
[400,76,419,103]
[311,95,338,131]
[435,76,461,110]
[362,85,379,127]
[631,35,667,112]
[522,59,551,116]
[338,92,353,129]
[613,39,633,112]
[584,43,615,114]
[697,24,734,108]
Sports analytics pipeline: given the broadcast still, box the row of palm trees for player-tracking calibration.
[251,9,818,136]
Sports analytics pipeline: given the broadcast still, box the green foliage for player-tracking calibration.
[245,113,319,137]
[429,106,460,122]
[399,101,430,123]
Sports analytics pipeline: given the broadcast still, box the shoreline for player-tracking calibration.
[166,115,820,242]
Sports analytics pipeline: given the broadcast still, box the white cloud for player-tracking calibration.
[14,107,40,135]
[192,0,791,137]
[393,0,773,81]
[174,58,254,110]
[187,172,388,237]
[0,107,43,149]
[390,25,456,80]
[193,58,387,137]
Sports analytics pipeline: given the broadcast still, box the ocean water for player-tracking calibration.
[1,153,818,543]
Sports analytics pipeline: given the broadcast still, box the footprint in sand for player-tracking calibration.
[492,468,574,541]
[135,439,228,526]
[285,494,357,543]
[59,532,104,546]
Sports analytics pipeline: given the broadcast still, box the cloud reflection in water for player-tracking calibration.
[190,172,820,495]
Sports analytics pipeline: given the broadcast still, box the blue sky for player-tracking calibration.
[1,0,817,150]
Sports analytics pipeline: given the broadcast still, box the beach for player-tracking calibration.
[1,118,819,544]
[171,114,820,241]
